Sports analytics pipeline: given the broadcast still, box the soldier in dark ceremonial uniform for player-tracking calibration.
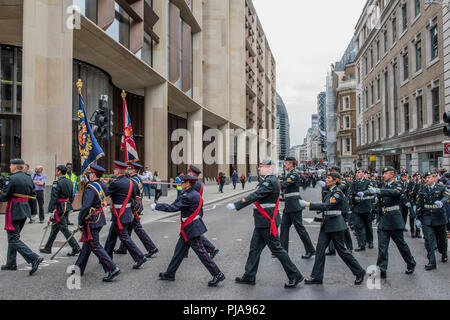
[399,171,410,231]
[368,167,416,279]
[300,172,366,285]
[416,171,449,270]
[350,168,374,251]
[152,175,225,287]
[409,173,423,238]
[226,160,304,288]
[104,161,147,269]
[279,157,315,259]
[115,162,158,258]
[75,165,120,282]
[0,159,43,275]
[40,165,81,256]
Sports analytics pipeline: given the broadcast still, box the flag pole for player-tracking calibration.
[121,90,127,163]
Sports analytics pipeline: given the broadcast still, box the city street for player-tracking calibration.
[0,186,448,300]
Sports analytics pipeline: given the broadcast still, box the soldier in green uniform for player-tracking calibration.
[416,171,449,270]
[300,172,366,285]
[409,173,423,238]
[40,165,81,256]
[350,168,374,251]
[226,160,304,288]
[279,157,316,259]
[399,171,410,232]
[0,159,43,275]
[368,167,416,279]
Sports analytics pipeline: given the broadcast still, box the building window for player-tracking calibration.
[403,51,408,81]
[136,32,154,67]
[430,25,439,61]
[370,48,374,69]
[357,66,361,83]
[376,40,380,62]
[384,30,388,53]
[371,120,375,142]
[345,116,350,129]
[346,138,351,153]
[365,88,369,108]
[404,102,410,131]
[371,83,374,105]
[393,63,398,135]
[417,95,423,129]
[73,0,98,23]
[419,151,443,172]
[402,3,407,32]
[415,40,422,71]
[366,123,370,144]
[344,97,350,109]
[106,3,130,49]
[377,78,381,100]
[359,127,362,145]
[377,117,381,140]
[414,0,420,18]
[365,56,368,76]
[392,18,397,43]
[385,71,389,136]
[432,87,440,123]
[358,96,361,114]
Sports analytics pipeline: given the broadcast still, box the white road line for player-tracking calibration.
[303,218,315,224]
[236,239,242,242]
[163,236,169,239]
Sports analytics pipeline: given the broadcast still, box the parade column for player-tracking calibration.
[22,0,73,179]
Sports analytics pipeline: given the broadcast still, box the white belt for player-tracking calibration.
[113,203,131,210]
[284,192,300,198]
[259,203,276,208]
[324,210,342,216]
[356,196,375,201]
[181,215,201,223]
[424,204,439,209]
[383,205,400,212]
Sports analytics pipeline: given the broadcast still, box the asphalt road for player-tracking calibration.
[0,187,449,300]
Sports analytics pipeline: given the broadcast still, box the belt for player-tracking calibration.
[284,192,300,198]
[382,205,400,213]
[324,210,342,216]
[181,215,201,223]
[424,204,439,209]
[258,203,276,209]
[356,196,375,201]
[113,203,131,210]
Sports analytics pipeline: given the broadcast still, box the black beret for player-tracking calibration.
[10,158,25,165]
[330,166,341,173]
[423,171,437,178]
[57,165,67,174]
[284,156,296,162]
[382,166,395,173]
[328,172,342,180]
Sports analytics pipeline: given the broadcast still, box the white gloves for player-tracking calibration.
[151,203,157,211]
[416,220,422,229]
[49,212,55,220]
[226,203,236,211]
[299,200,310,208]
[318,181,326,188]
[357,192,364,198]
[434,201,443,209]
[405,202,411,208]
[368,188,380,194]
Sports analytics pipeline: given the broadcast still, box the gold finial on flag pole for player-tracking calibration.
[76,79,83,94]
[121,90,127,100]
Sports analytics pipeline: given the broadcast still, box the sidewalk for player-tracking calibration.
[0,182,257,266]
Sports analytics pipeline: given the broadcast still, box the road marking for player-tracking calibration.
[163,236,169,239]
[236,239,242,242]
[303,218,314,224]
[212,238,218,241]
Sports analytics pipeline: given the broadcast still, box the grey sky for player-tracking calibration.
[252,0,366,146]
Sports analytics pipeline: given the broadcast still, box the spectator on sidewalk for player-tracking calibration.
[153,171,163,203]
[248,171,252,183]
[65,163,77,226]
[32,166,46,223]
[22,164,36,223]
[140,166,153,200]
[240,174,246,190]
[232,170,238,190]
[176,172,183,198]
[218,172,225,193]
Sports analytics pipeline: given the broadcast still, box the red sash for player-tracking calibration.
[254,193,281,237]
[199,183,203,195]
[4,198,28,231]
[111,180,133,230]
[180,195,203,242]
[80,208,103,243]
[52,198,69,223]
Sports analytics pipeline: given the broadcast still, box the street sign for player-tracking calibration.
[369,155,377,162]
[444,142,450,155]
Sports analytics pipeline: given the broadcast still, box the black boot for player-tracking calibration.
[1,264,17,271]
[30,257,44,276]
[355,271,365,285]
[159,272,175,281]
[208,272,225,287]
[235,275,255,285]
[103,267,120,282]
[284,274,304,288]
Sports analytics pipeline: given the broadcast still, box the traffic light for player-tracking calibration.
[106,108,114,140]
[444,112,450,137]
[93,96,111,140]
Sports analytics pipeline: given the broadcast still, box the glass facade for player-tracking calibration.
[73,0,98,23]
[106,3,130,49]
[136,32,154,67]
[419,151,443,172]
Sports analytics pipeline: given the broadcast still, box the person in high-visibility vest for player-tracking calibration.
[64,163,77,225]
[175,172,183,198]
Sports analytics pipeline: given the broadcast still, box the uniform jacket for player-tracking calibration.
[309,185,348,233]
[130,174,144,215]
[416,184,450,227]
[106,175,135,225]
[234,174,281,229]
[350,179,374,213]
[193,180,204,217]
[377,180,405,231]
[156,187,207,240]
[78,180,107,229]
[0,171,35,221]
[280,169,303,213]
[48,176,74,215]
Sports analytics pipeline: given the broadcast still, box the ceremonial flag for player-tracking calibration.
[76,79,105,175]
[120,90,139,163]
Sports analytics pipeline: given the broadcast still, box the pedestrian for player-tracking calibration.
[22,164,36,224]
[226,160,304,288]
[368,166,416,279]
[152,174,225,287]
[280,157,316,260]
[32,166,46,223]
[0,159,44,275]
[153,171,163,203]
[416,171,449,270]
[39,165,81,257]
[75,164,120,282]
[140,166,153,200]
[218,172,225,193]
[240,174,246,190]
[104,161,147,269]
[175,172,183,198]
[65,163,77,226]
[232,170,238,190]
[248,171,252,183]
[300,172,366,286]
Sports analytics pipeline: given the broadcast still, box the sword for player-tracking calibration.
[39,221,53,250]
[50,227,81,260]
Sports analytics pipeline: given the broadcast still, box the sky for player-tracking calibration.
[252,0,367,147]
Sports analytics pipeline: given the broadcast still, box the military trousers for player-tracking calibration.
[166,235,221,277]
[400,205,409,226]
[311,228,364,281]
[328,227,353,252]
[118,218,157,254]
[6,219,39,266]
[280,211,315,254]
[243,228,302,281]
[75,228,117,275]
[353,212,374,248]
[104,222,144,262]
[44,216,80,252]
[422,224,448,265]
[376,229,416,273]
[408,206,420,236]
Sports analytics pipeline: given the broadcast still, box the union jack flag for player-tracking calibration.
[121,90,139,163]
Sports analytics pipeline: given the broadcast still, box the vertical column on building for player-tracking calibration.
[187,109,203,172]
[22,0,73,178]
[236,129,247,177]
[443,5,450,169]
[218,123,231,177]
[400,152,407,170]
[411,151,419,173]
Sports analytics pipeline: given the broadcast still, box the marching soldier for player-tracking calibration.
[300,172,366,286]
[115,162,158,258]
[279,157,316,259]
[410,173,423,238]
[152,175,225,287]
[40,165,81,256]
[75,165,120,282]
[416,171,449,270]
[350,168,374,251]
[368,167,416,279]
[0,159,43,275]
[226,160,304,289]
[399,171,410,231]
[104,161,147,269]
